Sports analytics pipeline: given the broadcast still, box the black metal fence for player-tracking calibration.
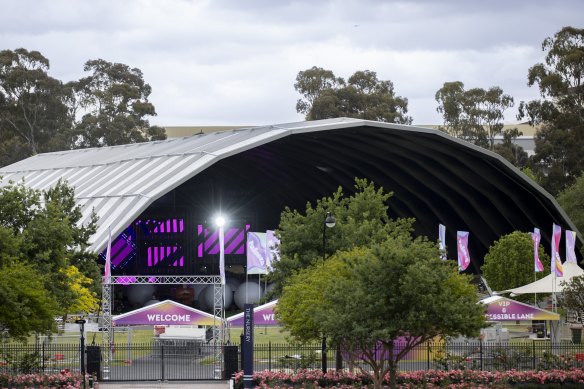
[0,342,222,381]
[3,340,584,381]
[243,341,584,373]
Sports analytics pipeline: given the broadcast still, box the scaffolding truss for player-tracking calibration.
[101,275,224,379]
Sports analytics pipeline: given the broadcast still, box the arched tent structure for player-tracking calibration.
[0,118,580,274]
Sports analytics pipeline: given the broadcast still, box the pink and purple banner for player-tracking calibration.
[247,232,268,275]
[113,300,219,326]
[533,228,544,272]
[566,230,577,263]
[104,228,112,283]
[483,296,559,321]
[457,231,471,271]
[551,224,564,277]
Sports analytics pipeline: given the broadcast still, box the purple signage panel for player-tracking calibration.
[485,298,559,321]
[113,300,217,326]
[228,301,278,327]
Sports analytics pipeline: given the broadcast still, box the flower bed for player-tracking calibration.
[0,370,93,389]
[233,368,584,388]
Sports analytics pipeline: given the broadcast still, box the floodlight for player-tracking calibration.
[215,215,226,227]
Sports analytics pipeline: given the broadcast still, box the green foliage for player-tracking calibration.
[0,179,99,339]
[558,274,584,313]
[557,173,584,238]
[72,59,166,147]
[270,178,414,296]
[0,48,73,165]
[435,81,514,149]
[518,27,584,195]
[481,231,550,301]
[0,263,59,338]
[492,128,529,168]
[295,67,412,124]
[0,49,166,168]
[277,208,485,388]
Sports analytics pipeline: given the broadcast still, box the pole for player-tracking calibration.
[76,319,87,389]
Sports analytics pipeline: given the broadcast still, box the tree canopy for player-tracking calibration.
[0,49,166,168]
[492,127,529,168]
[294,67,412,124]
[559,275,584,315]
[0,178,100,339]
[435,81,514,149]
[557,172,584,240]
[518,27,584,194]
[277,228,484,389]
[0,49,73,166]
[270,178,415,296]
[71,59,166,147]
[481,231,550,302]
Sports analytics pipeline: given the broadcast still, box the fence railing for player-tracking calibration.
[240,341,584,373]
[2,340,584,381]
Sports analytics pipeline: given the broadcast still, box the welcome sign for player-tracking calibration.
[228,300,279,327]
[113,300,219,326]
[482,296,559,321]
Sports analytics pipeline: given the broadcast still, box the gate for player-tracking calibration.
[100,342,225,381]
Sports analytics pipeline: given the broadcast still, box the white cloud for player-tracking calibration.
[1,0,582,126]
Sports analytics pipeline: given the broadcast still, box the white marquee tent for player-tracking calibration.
[500,262,584,295]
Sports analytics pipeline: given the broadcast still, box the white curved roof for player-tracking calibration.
[0,117,576,260]
[0,118,387,252]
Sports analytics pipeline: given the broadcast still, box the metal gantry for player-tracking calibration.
[100,275,225,379]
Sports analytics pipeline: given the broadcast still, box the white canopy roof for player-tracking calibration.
[500,261,584,295]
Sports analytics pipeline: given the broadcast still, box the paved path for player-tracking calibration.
[97,380,229,388]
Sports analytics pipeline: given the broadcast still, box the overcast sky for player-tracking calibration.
[1,0,582,127]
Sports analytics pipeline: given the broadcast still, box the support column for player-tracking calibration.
[101,282,112,380]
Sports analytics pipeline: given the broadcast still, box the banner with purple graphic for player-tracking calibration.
[266,230,280,272]
[247,232,267,275]
[113,300,219,326]
[533,228,544,272]
[457,231,471,271]
[104,227,112,283]
[439,224,447,260]
[566,230,577,263]
[227,300,279,327]
[483,296,559,321]
[551,224,563,277]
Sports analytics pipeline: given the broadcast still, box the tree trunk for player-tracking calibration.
[373,369,383,389]
[388,341,397,389]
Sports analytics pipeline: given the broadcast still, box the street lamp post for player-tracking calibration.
[75,319,87,389]
[321,211,336,372]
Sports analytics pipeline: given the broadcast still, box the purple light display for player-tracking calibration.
[137,219,186,268]
[137,218,185,235]
[99,227,137,270]
[197,224,250,258]
[147,246,184,267]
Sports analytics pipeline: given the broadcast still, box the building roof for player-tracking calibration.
[0,117,578,268]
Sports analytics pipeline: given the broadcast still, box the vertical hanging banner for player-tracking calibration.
[247,232,267,275]
[243,304,254,389]
[439,224,447,260]
[533,228,544,273]
[266,230,281,272]
[566,230,578,263]
[104,227,112,283]
[551,224,564,277]
[457,231,471,271]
